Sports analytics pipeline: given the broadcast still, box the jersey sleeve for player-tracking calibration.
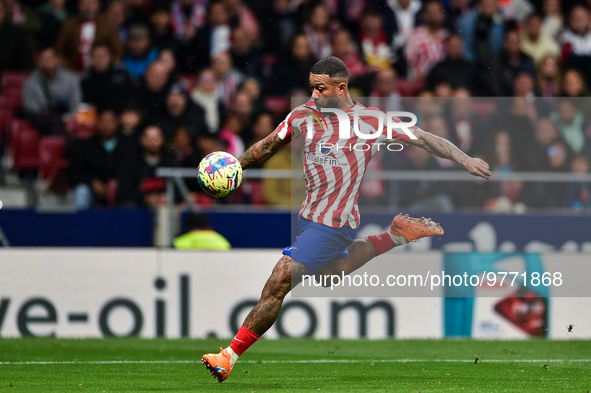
[277,108,308,141]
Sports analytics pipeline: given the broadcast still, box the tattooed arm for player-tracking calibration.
[408,129,492,180]
[238,128,291,170]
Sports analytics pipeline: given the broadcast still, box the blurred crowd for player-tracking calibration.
[0,0,590,211]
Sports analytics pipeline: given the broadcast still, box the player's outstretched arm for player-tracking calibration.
[408,129,492,180]
[238,128,290,170]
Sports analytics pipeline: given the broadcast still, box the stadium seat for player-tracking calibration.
[39,136,69,193]
[397,79,425,97]
[12,127,40,171]
[8,118,36,149]
[264,96,290,118]
[0,88,23,110]
[69,123,97,139]
[1,72,29,90]
[0,108,12,145]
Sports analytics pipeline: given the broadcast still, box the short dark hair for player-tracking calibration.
[91,41,111,53]
[310,56,349,79]
[185,213,211,230]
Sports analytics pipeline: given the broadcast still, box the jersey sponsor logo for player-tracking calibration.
[305,152,348,167]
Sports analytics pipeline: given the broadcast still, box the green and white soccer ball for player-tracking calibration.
[197,151,243,197]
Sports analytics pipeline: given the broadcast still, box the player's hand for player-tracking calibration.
[463,157,491,180]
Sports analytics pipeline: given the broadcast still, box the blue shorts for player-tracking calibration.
[283,215,359,275]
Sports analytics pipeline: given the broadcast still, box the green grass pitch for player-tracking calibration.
[1,338,590,392]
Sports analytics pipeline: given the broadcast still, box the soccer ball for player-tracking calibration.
[197,151,243,197]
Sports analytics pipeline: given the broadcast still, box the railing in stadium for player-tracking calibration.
[156,167,591,246]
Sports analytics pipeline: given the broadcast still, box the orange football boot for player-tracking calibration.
[389,214,444,242]
[202,347,233,382]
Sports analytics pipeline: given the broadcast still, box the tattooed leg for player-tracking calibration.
[314,238,377,285]
[242,255,310,336]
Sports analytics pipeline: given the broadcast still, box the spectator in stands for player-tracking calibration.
[485,130,525,210]
[22,46,81,134]
[537,54,561,97]
[66,109,139,208]
[190,68,222,133]
[169,0,208,43]
[0,0,33,74]
[37,0,68,47]
[3,0,41,35]
[492,29,536,96]
[81,42,133,112]
[124,0,150,29]
[132,60,173,118]
[303,3,336,60]
[267,33,315,96]
[458,0,505,88]
[195,131,224,158]
[56,0,122,72]
[184,0,230,72]
[550,98,590,154]
[105,0,128,45]
[541,0,563,39]
[229,26,264,81]
[330,28,367,81]
[498,97,536,161]
[560,6,591,82]
[560,68,589,97]
[229,90,253,125]
[513,72,537,98]
[218,112,245,157]
[359,8,392,71]
[427,34,477,93]
[259,0,298,53]
[445,0,472,27]
[123,24,159,80]
[173,213,231,250]
[159,84,208,140]
[386,0,422,61]
[120,104,144,138]
[368,67,401,111]
[212,51,242,108]
[248,111,273,147]
[445,88,486,157]
[239,78,262,114]
[520,12,560,65]
[405,0,448,81]
[157,48,180,80]
[399,145,453,211]
[565,153,591,211]
[523,117,562,170]
[560,68,591,119]
[149,5,179,53]
[224,0,259,45]
[169,125,194,163]
[136,124,178,207]
[522,139,569,208]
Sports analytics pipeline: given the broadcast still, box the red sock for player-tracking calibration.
[368,232,395,256]
[229,326,260,356]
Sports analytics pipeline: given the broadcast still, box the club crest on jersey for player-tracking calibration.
[319,140,332,155]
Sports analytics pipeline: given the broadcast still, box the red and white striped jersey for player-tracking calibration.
[277,99,413,229]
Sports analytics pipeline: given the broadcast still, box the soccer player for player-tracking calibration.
[202,57,491,382]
